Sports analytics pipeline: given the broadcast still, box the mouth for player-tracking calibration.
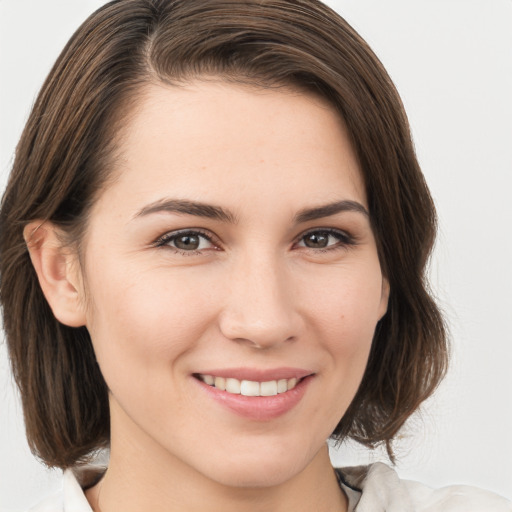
[194,373,304,397]
[192,368,314,420]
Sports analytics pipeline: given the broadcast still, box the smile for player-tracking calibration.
[193,367,314,420]
[196,374,300,396]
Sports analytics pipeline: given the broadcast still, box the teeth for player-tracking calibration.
[277,379,288,394]
[214,376,226,391]
[203,374,215,386]
[198,374,301,396]
[260,380,278,396]
[240,380,260,396]
[225,378,241,394]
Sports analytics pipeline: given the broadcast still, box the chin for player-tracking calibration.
[198,441,322,489]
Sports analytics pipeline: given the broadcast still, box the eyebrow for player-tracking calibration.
[294,200,369,223]
[134,198,368,224]
[134,199,237,223]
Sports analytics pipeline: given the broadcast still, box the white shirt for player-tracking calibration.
[28,462,511,511]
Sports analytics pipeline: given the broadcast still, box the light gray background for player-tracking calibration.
[1,1,511,510]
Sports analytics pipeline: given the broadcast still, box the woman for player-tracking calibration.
[0,0,510,510]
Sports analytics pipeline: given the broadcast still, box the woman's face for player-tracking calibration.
[77,81,389,487]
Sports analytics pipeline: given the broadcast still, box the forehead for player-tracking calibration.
[94,80,366,219]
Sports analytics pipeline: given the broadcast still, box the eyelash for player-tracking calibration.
[296,228,356,252]
[154,229,218,256]
[153,228,356,256]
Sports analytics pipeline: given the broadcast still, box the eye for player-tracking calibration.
[296,229,354,250]
[154,230,216,253]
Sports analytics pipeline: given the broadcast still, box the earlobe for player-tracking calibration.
[24,221,87,328]
[379,277,390,320]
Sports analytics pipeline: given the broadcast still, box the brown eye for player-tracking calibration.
[297,229,354,251]
[174,234,201,250]
[155,230,215,252]
[303,232,330,248]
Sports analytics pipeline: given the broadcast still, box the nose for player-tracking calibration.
[218,253,302,349]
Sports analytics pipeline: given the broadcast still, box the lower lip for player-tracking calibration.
[194,375,313,421]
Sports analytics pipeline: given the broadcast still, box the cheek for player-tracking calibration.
[83,266,215,392]
[300,263,384,400]
[302,261,385,343]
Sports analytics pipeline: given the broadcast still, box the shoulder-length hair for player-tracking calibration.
[0,0,447,468]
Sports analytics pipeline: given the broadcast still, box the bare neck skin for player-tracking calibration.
[86,408,347,512]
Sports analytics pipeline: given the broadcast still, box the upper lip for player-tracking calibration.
[193,367,314,382]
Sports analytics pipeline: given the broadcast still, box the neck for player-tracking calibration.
[87,429,347,512]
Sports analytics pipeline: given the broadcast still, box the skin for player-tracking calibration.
[28,81,389,512]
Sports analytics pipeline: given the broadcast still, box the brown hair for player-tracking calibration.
[0,0,447,468]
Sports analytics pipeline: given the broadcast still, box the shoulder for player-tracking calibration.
[404,478,512,511]
[337,462,511,512]
[27,470,92,512]
[27,493,63,512]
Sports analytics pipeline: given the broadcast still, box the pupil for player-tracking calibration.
[175,235,199,250]
[305,233,328,248]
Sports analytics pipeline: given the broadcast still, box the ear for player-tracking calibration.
[378,276,390,320]
[24,221,87,327]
